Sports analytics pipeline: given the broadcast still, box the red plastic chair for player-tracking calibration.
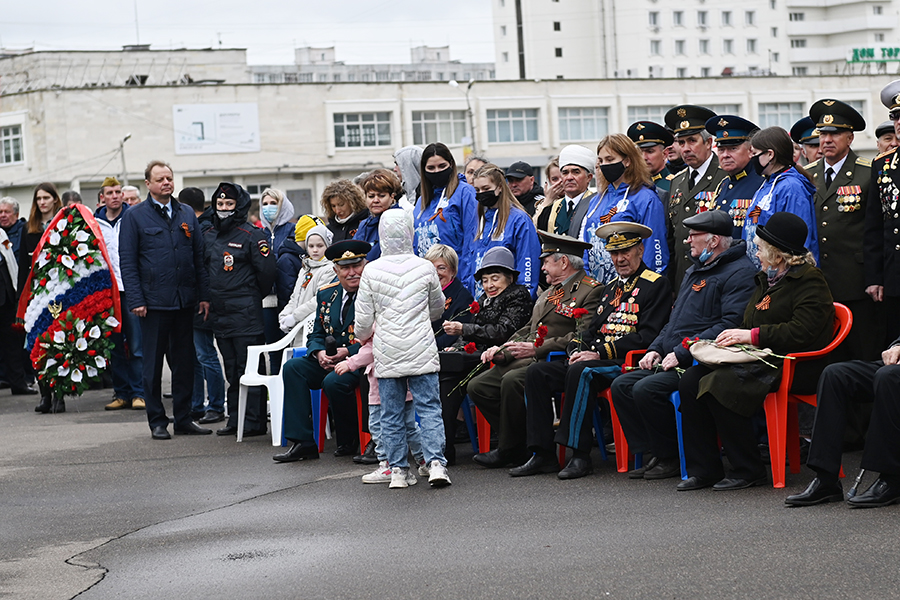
[609,350,645,473]
[764,302,852,488]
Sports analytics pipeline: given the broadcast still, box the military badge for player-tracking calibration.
[258,239,270,257]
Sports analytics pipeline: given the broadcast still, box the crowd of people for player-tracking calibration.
[6,78,900,504]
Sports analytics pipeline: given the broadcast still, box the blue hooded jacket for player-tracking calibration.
[471,205,542,298]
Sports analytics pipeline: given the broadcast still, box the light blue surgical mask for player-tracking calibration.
[698,248,713,263]
[261,205,278,221]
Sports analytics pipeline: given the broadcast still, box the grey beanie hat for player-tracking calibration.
[474,246,519,281]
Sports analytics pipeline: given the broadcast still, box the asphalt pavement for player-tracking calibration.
[2,386,899,600]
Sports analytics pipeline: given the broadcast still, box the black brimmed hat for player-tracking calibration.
[665,105,717,137]
[325,240,371,265]
[538,231,592,259]
[790,117,820,145]
[627,121,674,148]
[757,212,809,256]
[809,99,866,132]
[705,115,758,147]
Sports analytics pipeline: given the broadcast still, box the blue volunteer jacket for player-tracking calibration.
[471,206,542,298]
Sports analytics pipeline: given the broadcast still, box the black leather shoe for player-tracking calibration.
[151,426,171,440]
[198,411,225,424]
[174,422,212,435]
[558,456,593,480]
[353,439,378,464]
[35,396,52,413]
[242,427,268,437]
[643,458,681,480]
[333,444,358,457]
[847,478,900,508]
[11,385,37,395]
[627,456,658,479]
[785,478,843,507]
[216,425,238,436]
[677,476,718,491]
[509,453,560,477]
[273,442,319,463]
[473,448,526,469]
[713,476,767,490]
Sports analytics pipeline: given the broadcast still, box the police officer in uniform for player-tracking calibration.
[514,223,672,479]
[806,99,878,361]
[664,105,728,292]
[203,183,277,436]
[627,121,676,193]
[704,115,765,240]
[790,116,822,166]
[274,240,371,462]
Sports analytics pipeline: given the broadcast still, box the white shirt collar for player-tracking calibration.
[824,153,848,175]
[150,196,171,217]
[692,153,715,182]
[564,190,587,206]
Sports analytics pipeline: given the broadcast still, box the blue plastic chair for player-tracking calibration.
[668,391,688,481]
[291,347,329,453]
[546,351,608,466]
[460,395,480,454]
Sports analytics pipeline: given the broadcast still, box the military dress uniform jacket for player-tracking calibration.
[710,169,765,240]
[575,263,673,361]
[652,166,673,193]
[807,151,872,301]
[865,148,900,297]
[306,282,362,359]
[666,155,728,291]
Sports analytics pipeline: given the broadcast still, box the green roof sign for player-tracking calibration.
[848,46,900,63]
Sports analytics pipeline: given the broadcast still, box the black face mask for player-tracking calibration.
[475,190,500,207]
[424,167,452,189]
[599,161,626,183]
[748,154,768,176]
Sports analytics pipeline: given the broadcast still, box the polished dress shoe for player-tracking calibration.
[242,427,268,437]
[174,422,212,435]
[784,478,843,507]
[151,426,171,440]
[508,453,560,477]
[198,410,225,424]
[677,476,719,491]
[558,456,593,480]
[847,477,900,508]
[713,476,767,490]
[11,385,37,395]
[353,439,378,464]
[627,456,659,479]
[333,445,358,457]
[216,425,238,436]
[273,442,319,463]
[473,448,526,469]
[643,458,680,480]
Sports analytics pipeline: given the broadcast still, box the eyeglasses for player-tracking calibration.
[890,111,900,121]
[685,232,707,240]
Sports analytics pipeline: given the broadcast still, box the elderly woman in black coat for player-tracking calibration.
[438,246,534,463]
[676,212,835,491]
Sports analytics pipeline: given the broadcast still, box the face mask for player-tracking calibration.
[698,248,713,263]
[599,161,626,183]
[476,190,500,207]
[765,266,780,279]
[749,153,769,176]
[217,210,235,221]
[261,205,278,221]
[424,167,452,189]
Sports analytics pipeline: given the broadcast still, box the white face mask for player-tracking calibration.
[217,210,235,221]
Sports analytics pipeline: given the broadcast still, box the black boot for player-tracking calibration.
[52,394,66,414]
[35,380,52,413]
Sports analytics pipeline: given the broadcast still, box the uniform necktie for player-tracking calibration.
[154,203,171,224]
[567,199,575,218]
[689,169,698,190]
[342,292,355,323]
[825,167,834,188]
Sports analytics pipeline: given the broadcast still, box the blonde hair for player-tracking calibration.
[754,236,816,267]
[596,134,652,191]
[320,179,367,220]
[424,243,459,275]
[472,163,525,240]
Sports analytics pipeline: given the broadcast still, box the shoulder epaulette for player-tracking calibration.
[874,148,896,161]
[318,281,340,291]
[581,276,601,287]
[665,173,676,181]
[856,156,872,167]
[805,159,820,170]
[674,166,689,178]
[639,270,662,282]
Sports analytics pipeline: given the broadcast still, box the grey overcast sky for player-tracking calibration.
[1,0,495,65]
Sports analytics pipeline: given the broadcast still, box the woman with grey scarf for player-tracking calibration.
[393,145,423,210]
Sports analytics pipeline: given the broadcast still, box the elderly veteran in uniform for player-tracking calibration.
[467,232,604,468]
[790,117,823,166]
[513,223,672,479]
[804,99,878,362]
[627,121,676,195]
[610,210,757,480]
[554,145,598,237]
[678,212,834,491]
[664,105,728,292]
[876,120,899,155]
[704,115,765,240]
[273,239,371,463]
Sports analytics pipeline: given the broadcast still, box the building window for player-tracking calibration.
[747,39,757,54]
[697,11,707,26]
[650,40,661,55]
[487,109,539,143]
[673,11,683,26]
[770,0,776,7]
[412,110,468,145]
[772,52,779,62]
[555,47,563,57]
[333,112,392,148]
[758,102,804,129]
[723,39,734,54]
[553,21,561,31]
[649,11,659,26]
[677,67,687,78]
[874,5,883,14]
[502,52,509,62]
[771,27,778,37]
[722,11,732,26]
[701,67,711,78]
[789,12,804,21]
[501,25,507,36]
[284,73,299,83]
[876,33,886,42]
[846,100,865,114]
[699,39,710,54]
[0,125,24,165]
[746,10,755,25]
[709,104,741,115]
[791,39,807,48]
[317,74,328,82]
[627,105,668,123]
[675,40,686,55]
[558,107,609,142]
[254,73,267,84]
[792,66,808,76]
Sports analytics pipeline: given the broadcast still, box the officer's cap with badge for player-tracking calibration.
[880,79,900,111]
[538,231,592,259]
[704,115,759,147]
[595,222,653,251]
[664,105,717,138]
[790,116,820,146]
[325,239,371,266]
[809,99,866,133]
[627,121,675,149]
[683,210,732,236]
[212,181,247,202]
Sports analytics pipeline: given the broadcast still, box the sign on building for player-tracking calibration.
[847,46,900,63]
[172,103,261,155]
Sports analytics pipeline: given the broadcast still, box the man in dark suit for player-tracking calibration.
[553,145,597,237]
[119,160,210,440]
[0,228,34,395]
[664,105,728,292]
[273,240,370,463]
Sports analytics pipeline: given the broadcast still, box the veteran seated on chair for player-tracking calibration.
[273,240,370,463]
[513,222,672,480]
[466,232,604,469]
[609,210,757,481]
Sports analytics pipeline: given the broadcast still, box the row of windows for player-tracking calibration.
[333,101,866,149]
[255,70,494,84]
[649,10,755,27]
[651,38,759,56]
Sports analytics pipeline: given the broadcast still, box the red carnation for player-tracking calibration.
[67,214,74,223]
[66,269,73,277]
[68,334,75,342]
[88,350,97,356]
[537,325,548,338]
[55,353,63,360]
[56,255,63,263]
[60,229,68,237]
[92,239,99,247]
[534,337,545,348]
[62,360,69,368]
[39,278,47,286]
[572,308,589,319]
[71,240,78,247]
[469,301,480,315]
[464,342,478,354]
[102,312,109,319]
[86,256,94,264]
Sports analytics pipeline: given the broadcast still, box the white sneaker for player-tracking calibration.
[417,459,430,477]
[428,460,451,487]
[405,469,418,486]
[362,461,392,484]
[389,467,409,489]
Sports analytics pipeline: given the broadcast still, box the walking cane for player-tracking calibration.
[847,468,866,499]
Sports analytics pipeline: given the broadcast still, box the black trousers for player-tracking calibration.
[0,300,28,389]
[609,369,680,459]
[217,333,266,431]
[678,365,766,481]
[466,358,530,452]
[141,308,195,431]
[807,360,900,479]
[439,353,481,463]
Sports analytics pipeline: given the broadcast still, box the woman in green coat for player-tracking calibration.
[676,211,835,491]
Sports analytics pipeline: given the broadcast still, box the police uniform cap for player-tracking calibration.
[790,117,820,145]
[809,99,866,132]
[626,121,674,148]
[704,115,758,147]
[212,182,242,201]
[595,221,652,251]
[880,79,900,110]
[505,161,534,179]
[325,239,371,265]
[538,231,592,259]
[683,210,732,237]
[665,105,717,137]
[876,120,895,139]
